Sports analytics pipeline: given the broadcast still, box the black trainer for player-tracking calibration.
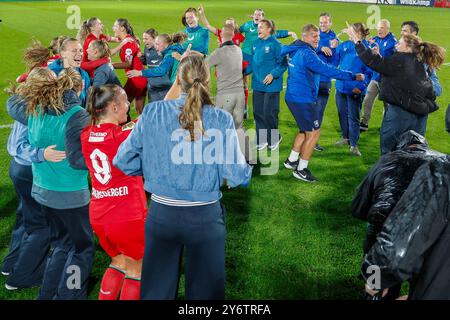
[293,168,318,183]
[284,158,299,170]
[314,144,324,152]
[360,122,368,132]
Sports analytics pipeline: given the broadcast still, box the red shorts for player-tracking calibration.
[124,77,147,101]
[92,219,145,260]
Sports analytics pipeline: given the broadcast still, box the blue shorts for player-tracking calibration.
[286,100,321,132]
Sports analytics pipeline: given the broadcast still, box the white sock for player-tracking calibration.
[288,150,300,162]
[297,158,309,171]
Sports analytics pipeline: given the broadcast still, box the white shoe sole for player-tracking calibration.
[293,171,317,183]
[5,283,18,290]
[1,271,10,276]
[283,162,297,170]
[256,143,268,151]
[269,137,283,150]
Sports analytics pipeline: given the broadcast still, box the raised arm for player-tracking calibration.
[198,5,218,35]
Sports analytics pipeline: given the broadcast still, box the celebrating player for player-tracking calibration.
[86,40,122,87]
[81,85,147,300]
[111,18,147,114]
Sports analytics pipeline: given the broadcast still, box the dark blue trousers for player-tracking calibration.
[141,201,226,300]
[37,204,94,300]
[252,91,280,145]
[317,81,331,127]
[336,91,363,147]
[380,103,428,154]
[2,160,50,288]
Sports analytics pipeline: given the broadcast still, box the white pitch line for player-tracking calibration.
[0,124,13,129]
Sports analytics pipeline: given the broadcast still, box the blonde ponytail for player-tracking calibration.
[177,54,213,141]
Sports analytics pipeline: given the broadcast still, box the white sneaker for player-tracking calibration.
[256,142,268,151]
[350,146,362,157]
[1,271,10,276]
[269,136,283,150]
[5,283,18,291]
[335,138,350,146]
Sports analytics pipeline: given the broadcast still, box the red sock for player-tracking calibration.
[98,266,126,300]
[119,277,141,300]
[244,88,249,108]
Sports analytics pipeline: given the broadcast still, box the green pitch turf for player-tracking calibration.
[0,0,449,300]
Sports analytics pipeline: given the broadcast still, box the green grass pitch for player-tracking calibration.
[0,0,449,300]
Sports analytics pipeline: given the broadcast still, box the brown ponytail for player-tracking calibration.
[418,42,446,70]
[403,34,446,70]
[77,17,99,44]
[23,40,51,71]
[177,54,213,141]
[172,32,187,44]
[86,84,123,125]
[14,67,77,115]
[351,22,370,39]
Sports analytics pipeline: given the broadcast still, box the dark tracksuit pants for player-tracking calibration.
[2,159,50,288]
[316,81,331,127]
[141,201,226,300]
[336,91,363,148]
[252,91,280,146]
[37,204,94,300]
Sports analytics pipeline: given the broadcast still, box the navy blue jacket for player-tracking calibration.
[370,32,397,82]
[92,62,122,87]
[333,40,372,95]
[317,30,338,83]
[281,40,355,104]
[142,44,184,87]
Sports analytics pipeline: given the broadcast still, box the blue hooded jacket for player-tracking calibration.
[317,29,338,83]
[370,32,397,82]
[281,40,355,104]
[48,59,91,108]
[245,35,287,93]
[333,40,372,95]
[142,44,184,85]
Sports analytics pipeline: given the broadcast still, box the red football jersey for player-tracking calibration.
[119,35,144,73]
[216,28,245,47]
[81,121,147,225]
[82,33,109,63]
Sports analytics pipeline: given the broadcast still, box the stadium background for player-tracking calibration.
[0,0,448,299]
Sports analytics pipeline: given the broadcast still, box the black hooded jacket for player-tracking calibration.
[355,42,438,116]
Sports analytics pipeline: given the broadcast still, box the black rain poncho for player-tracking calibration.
[352,130,447,253]
[360,157,450,299]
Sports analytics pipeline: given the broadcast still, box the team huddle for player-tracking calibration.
[1,4,446,300]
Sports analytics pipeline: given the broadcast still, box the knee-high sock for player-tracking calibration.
[119,276,141,300]
[98,265,126,300]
